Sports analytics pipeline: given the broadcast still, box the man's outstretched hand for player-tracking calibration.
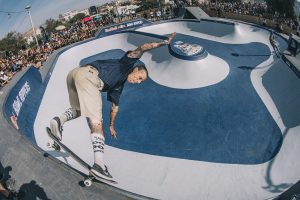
[110,126,117,139]
[167,32,176,44]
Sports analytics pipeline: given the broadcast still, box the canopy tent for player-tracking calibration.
[55,25,66,31]
[82,16,92,23]
[92,14,102,20]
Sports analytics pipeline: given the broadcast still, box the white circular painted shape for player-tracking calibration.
[147,53,230,89]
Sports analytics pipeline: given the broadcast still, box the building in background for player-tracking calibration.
[60,10,78,21]
[59,9,89,22]
[113,3,139,16]
[97,4,113,15]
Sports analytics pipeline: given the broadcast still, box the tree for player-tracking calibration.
[136,0,160,12]
[0,32,27,55]
[191,0,199,5]
[44,18,63,34]
[68,13,86,25]
[266,0,296,19]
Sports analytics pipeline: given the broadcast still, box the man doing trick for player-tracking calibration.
[49,32,176,181]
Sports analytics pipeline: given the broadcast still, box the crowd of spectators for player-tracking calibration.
[0,44,52,87]
[203,1,299,33]
[0,17,113,89]
[50,17,112,50]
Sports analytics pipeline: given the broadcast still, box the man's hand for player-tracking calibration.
[166,32,176,44]
[109,126,117,139]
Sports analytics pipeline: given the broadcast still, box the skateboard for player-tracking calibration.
[46,127,117,186]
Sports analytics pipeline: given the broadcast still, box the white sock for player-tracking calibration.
[91,133,105,169]
[59,108,78,125]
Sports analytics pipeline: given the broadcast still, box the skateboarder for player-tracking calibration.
[269,31,280,57]
[49,32,176,181]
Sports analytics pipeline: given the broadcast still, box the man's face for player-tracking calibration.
[127,68,147,84]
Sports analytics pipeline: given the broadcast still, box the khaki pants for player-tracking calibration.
[67,65,104,121]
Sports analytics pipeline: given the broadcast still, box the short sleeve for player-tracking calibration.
[107,83,125,105]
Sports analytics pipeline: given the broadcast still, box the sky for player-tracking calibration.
[0,0,111,39]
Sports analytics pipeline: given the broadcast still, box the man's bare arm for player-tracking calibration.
[109,103,119,139]
[128,32,176,58]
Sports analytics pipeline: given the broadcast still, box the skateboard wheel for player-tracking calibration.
[84,179,92,187]
[53,142,61,151]
[50,141,60,151]
[46,142,52,148]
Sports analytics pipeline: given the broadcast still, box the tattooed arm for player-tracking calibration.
[127,32,176,58]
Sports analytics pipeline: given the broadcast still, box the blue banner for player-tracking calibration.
[4,67,44,143]
[95,19,151,38]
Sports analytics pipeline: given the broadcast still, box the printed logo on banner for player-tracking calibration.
[104,20,144,33]
[10,81,31,129]
[96,19,151,38]
[174,41,203,56]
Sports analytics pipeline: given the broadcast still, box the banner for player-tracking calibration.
[95,19,151,38]
[4,67,44,143]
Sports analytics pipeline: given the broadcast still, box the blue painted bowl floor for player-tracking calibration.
[83,34,282,165]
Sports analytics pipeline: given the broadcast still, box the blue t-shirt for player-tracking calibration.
[88,51,140,105]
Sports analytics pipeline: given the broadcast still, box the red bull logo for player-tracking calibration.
[174,41,203,56]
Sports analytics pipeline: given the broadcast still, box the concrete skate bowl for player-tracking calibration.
[3,19,300,200]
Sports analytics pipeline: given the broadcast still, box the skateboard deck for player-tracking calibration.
[46,127,117,186]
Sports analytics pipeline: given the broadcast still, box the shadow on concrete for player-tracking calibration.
[276,180,300,200]
[261,60,300,196]
[18,180,50,200]
[186,20,235,37]
[0,163,12,184]
[0,163,50,200]
[262,128,293,195]
[0,162,15,200]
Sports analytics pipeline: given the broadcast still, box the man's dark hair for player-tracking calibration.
[135,65,148,78]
